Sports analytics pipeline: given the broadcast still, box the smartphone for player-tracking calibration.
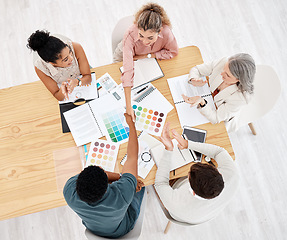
[182,126,207,162]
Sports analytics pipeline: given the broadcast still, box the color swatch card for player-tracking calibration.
[121,132,161,179]
[97,73,118,93]
[132,103,168,136]
[85,139,119,172]
[101,109,130,143]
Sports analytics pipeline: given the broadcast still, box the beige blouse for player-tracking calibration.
[33,34,80,85]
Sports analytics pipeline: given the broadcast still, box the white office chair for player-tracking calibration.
[111,15,134,55]
[236,65,281,135]
[152,185,196,234]
[85,189,147,240]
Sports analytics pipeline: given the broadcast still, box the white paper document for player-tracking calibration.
[64,94,129,146]
[167,74,216,127]
[150,139,196,171]
[120,58,164,89]
[59,72,98,104]
[121,132,161,179]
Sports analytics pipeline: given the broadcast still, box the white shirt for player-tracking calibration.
[154,141,239,224]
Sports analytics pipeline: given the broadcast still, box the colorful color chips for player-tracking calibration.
[101,109,129,143]
[85,139,119,172]
[132,104,168,136]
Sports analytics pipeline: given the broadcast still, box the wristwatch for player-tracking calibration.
[76,77,82,86]
[147,53,151,58]
[199,99,207,108]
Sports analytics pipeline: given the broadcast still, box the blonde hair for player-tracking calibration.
[134,2,171,32]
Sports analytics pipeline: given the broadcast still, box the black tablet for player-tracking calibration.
[182,126,207,162]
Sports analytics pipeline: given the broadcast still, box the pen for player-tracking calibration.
[178,146,187,161]
[136,85,148,94]
[182,134,197,161]
[84,144,88,161]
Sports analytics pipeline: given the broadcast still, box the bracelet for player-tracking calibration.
[76,77,82,86]
[199,99,207,108]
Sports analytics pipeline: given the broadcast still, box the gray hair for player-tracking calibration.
[228,53,256,94]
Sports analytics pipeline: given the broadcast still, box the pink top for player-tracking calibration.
[121,24,178,87]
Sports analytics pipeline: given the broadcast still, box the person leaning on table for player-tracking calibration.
[154,123,239,224]
[113,2,178,121]
[27,30,92,101]
[63,114,145,238]
[182,53,256,132]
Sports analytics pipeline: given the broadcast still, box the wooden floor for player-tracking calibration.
[1,0,287,239]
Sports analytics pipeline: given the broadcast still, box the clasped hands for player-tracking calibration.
[183,77,207,107]
[160,122,188,151]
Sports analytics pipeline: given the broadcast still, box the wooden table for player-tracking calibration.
[0,46,234,221]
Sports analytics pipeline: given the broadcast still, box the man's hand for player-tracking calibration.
[171,129,188,150]
[182,94,204,107]
[126,105,136,122]
[124,113,135,127]
[188,78,207,87]
[136,179,144,192]
[160,122,173,151]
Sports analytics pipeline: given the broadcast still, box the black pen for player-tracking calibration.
[136,85,148,94]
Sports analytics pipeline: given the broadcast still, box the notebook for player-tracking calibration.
[150,139,197,171]
[110,82,174,113]
[121,132,161,179]
[63,93,129,146]
[120,58,164,89]
[167,74,216,128]
[59,72,98,133]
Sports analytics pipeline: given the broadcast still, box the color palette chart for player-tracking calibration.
[101,109,130,143]
[133,104,167,136]
[85,139,119,172]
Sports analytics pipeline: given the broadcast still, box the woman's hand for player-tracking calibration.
[160,122,173,151]
[188,78,207,87]
[182,94,204,107]
[171,129,188,150]
[60,82,69,100]
[126,105,136,122]
[66,78,79,94]
[60,78,79,99]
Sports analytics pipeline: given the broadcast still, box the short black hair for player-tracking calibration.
[27,30,67,63]
[76,166,108,204]
[189,163,224,199]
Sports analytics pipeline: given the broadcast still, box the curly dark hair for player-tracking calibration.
[76,166,108,203]
[27,30,67,63]
[189,163,224,199]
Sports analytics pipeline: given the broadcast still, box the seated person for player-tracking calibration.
[182,53,256,132]
[27,30,91,101]
[63,114,145,238]
[154,123,239,224]
[113,2,178,121]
